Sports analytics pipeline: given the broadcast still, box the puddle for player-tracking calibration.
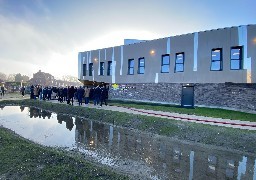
[0,106,256,179]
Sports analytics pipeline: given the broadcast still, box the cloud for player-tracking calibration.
[0,14,78,77]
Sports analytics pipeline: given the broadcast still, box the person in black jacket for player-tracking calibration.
[100,85,108,106]
[93,85,101,106]
[68,86,75,105]
[77,86,85,106]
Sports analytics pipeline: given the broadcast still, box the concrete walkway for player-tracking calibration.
[1,94,256,131]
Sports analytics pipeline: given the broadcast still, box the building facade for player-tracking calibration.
[78,25,256,112]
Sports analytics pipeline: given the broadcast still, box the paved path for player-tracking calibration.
[50,100,256,131]
[1,94,256,131]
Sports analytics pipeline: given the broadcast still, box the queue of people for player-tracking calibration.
[29,84,109,107]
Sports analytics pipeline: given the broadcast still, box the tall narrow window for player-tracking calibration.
[100,62,104,75]
[211,48,222,71]
[89,63,93,76]
[161,54,170,73]
[107,61,112,76]
[128,59,134,75]
[231,46,243,70]
[83,64,86,76]
[175,53,184,72]
[138,57,145,74]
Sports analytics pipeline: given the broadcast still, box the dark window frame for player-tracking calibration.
[107,61,112,76]
[175,52,185,72]
[230,46,243,70]
[89,63,93,76]
[83,64,86,76]
[100,62,104,76]
[210,48,223,71]
[161,54,170,73]
[128,59,134,75]
[138,57,145,74]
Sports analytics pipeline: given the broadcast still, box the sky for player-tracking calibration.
[0,0,255,79]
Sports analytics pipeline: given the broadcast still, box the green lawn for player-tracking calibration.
[0,127,128,180]
[108,100,256,122]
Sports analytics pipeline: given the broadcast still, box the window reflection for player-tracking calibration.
[211,48,222,71]
[161,54,170,73]
[100,62,104,76]
[175,53,184,72]
[107,61,112,76]
[231,46,242,70]
[89,63,93,76]
[128,59,134,75]
[138,57,145,74]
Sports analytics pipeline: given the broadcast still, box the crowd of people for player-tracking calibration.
[29,84,109,107]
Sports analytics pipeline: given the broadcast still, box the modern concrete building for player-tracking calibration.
[78,25,256,112]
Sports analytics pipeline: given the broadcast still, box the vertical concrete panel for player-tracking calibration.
[155,73,158,83]
[120,46,123,75]
[98,50,101,76]
[247,25,256,83]
[193,32,198,71]
[86,52,89,70]
[238,25,251,83]
[167,37,171,54]
[112,47,115,83]
[78,52,82,79]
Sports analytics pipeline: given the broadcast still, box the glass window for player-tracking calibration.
[128,59,134,75]
[231,46,242,70]
[138,57,145,74]
[175,53,184,72]
[100,62,104,75]
[161,54,170,73]
[107,61,112,76]
[211,48,222,71]
[83,64,86,76]
[89,63,93,76]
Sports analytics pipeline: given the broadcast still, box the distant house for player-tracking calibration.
[29,70,82,87]
[78,24,256,112]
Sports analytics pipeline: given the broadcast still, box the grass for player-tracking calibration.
[108,100,256,122]
[0,127,129,179]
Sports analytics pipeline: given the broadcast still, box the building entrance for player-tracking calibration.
[181,85,194,107]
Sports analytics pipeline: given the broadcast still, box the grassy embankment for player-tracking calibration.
[0,127,128,179]
[108,100,256,122]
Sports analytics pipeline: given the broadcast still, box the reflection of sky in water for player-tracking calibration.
[1,106,256,179]
[0,106,75,147]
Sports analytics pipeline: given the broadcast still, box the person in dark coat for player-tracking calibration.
[68,86,75,105]
[30,85,34,99]
[77,86,85,106]
[47,87,52,100]
[100,85,108,106]
[93,85,101,106]
[20,86,25,97]
[63,86,68,101]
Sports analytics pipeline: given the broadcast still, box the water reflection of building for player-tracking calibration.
[0,105,4,110]
[20,106,25,112]
[57,114,74,131]
[74,118,256,179]
[28,107,51,119]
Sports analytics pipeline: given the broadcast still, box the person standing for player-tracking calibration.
[84,86,91,105]
[77,86,85,106]
[1,85,4,97]
[30,85,34,99]
[100,85,108,106]
[20,86,25,97]
[93,85,101,106]
[68,86,75,105]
